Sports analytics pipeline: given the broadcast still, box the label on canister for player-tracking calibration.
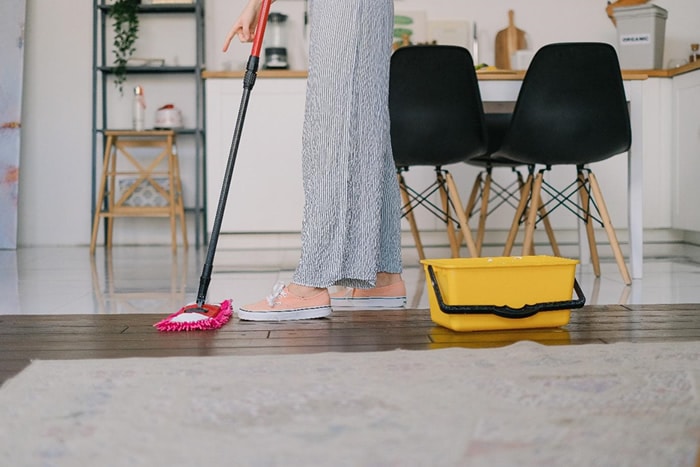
[620,34,651,45]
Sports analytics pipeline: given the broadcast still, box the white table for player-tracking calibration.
[477,74,645,280]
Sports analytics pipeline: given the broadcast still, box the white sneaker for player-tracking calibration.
[330,281,407,309]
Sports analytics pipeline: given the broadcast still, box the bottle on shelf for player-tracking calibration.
[132,85,146,131]
[690,44,699,63]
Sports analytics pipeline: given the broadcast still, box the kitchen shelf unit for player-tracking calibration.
[91,0,207,246]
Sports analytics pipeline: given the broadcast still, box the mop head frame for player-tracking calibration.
[154,300,232,332]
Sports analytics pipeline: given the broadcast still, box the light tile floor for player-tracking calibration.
[1,246,700,315]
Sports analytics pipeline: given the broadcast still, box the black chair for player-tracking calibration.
[462,113,560,257]
[495,42,632,285]
[390,45,487,260]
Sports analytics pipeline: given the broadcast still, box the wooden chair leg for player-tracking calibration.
[475,170,492,256]
[169,139,187,251]
[539,203,561,256]
[456,172,483,247]
[438,171,460,258]
[398,173,425,261]
[446,172,478,258]
[91,136,115,254]
[90,212,102,255]
[521,171,544,256]
[106,140,118,250]
[503,172,532,256]
[578,170,601,277]
[166,137,178,254]
[173,155,188,250]
[516,166,560,256]
[169,198,178,255]
[589,171,632,285]
[464,172,482,224]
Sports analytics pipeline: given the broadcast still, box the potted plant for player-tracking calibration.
[109,0,140,95]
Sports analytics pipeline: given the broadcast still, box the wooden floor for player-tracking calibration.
[2,303,700,386]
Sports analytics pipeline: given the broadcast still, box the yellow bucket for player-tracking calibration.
[421,256,584,332]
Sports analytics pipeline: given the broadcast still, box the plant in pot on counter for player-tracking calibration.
[110,0,140,95]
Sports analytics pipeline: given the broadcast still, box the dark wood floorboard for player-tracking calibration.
[2,304,700,386]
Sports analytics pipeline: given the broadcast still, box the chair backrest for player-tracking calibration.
[497,42,631,166]
[389,45,488,168]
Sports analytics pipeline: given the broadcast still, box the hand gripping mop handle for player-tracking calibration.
[195,0,273,307]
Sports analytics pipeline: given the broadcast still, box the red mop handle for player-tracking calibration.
[251,0,273,59]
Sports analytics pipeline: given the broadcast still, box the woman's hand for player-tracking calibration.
[222,0,269,51]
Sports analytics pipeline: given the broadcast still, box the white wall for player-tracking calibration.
[20,0,94,246]
[17,0,700,246]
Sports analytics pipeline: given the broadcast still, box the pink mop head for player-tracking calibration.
[154,300,233,332]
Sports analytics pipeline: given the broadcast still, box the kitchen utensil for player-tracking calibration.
[154,104,183,129]
[264,12,289,69]
[495,10,527,70]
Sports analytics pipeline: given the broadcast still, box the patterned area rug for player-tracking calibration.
[1,341,699,466]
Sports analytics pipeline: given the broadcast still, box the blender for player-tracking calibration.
[264,12,289,69]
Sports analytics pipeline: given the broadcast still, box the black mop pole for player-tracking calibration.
[193,0,273,309]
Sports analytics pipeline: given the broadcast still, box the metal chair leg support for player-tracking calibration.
[398,172,426,261]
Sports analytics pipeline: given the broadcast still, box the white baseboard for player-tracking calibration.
[214,228,696,262]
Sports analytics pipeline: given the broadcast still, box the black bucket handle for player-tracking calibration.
[427,264,586,319]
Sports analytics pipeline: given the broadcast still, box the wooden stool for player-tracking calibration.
[90,130,187,253]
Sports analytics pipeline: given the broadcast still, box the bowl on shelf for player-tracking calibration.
[154,104,184,129]
[126,57,166,67]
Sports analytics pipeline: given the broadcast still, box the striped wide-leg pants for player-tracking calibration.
[292,0,402,289]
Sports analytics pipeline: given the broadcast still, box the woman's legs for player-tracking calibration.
[292,0,401,293]
[238,0,402,317]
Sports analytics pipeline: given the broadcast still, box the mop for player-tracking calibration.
[155,0,273,332]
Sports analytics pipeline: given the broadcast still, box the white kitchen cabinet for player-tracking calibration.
[205,78,306,232]
[672,69,700,231]
[204,76,643,238]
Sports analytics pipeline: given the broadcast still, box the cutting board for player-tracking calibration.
[495,10,527,70]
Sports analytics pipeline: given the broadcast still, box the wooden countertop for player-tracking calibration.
[635,59,700,77]
[202,60,700,81]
